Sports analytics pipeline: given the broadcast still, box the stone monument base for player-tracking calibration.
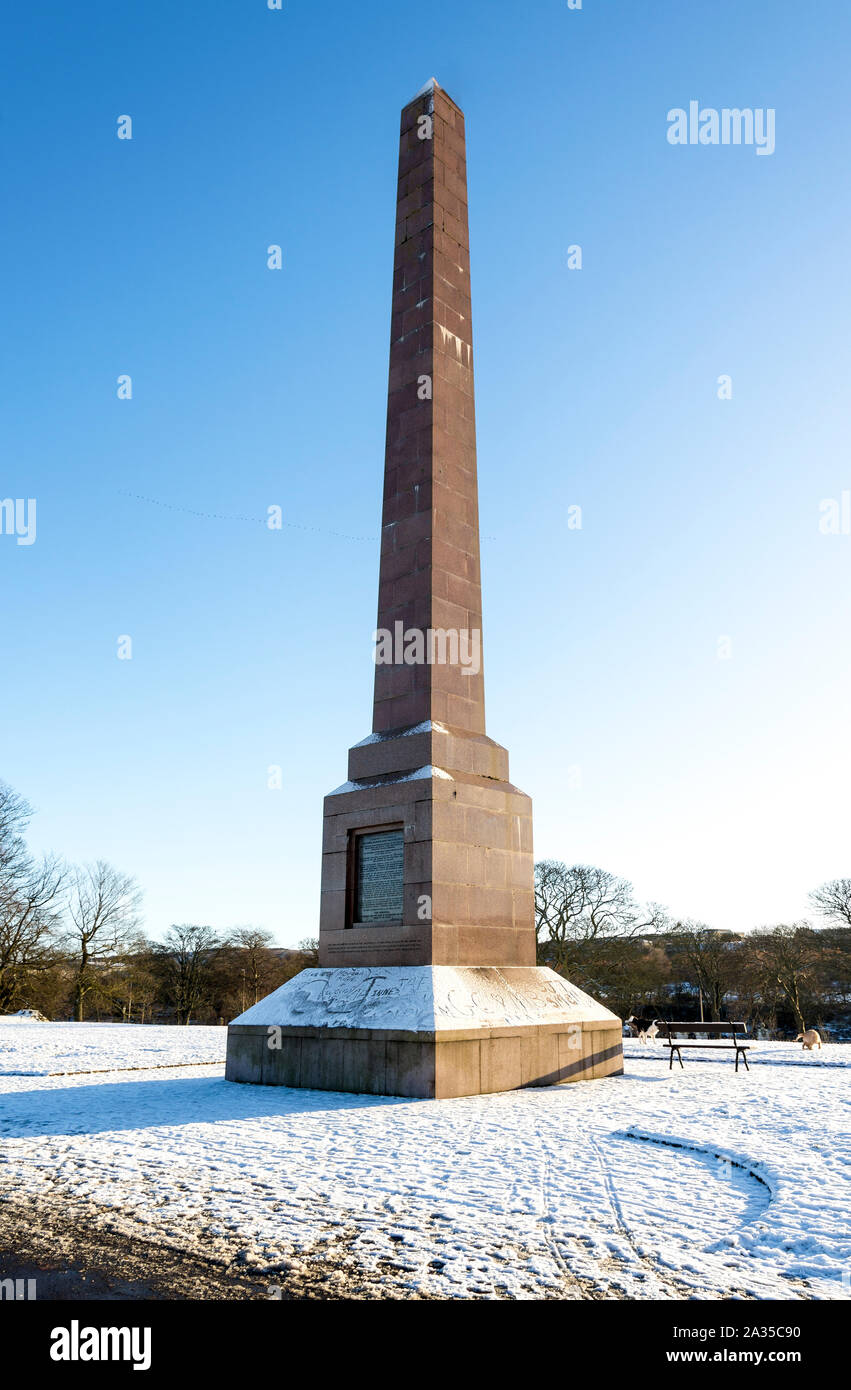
[225,966,623,1099]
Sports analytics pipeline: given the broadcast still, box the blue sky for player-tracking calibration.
[2,0,850,944]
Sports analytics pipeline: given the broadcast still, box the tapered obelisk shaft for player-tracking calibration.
[373,80,485,737]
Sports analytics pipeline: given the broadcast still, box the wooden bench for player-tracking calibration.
[658,1021,751,1072]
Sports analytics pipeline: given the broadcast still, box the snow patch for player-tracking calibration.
[353,721,432,747]
[412,77,438,99]
[230,965,618,1031]
[329,765,453,795]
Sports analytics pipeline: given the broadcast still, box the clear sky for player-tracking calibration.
[2,0,849,945]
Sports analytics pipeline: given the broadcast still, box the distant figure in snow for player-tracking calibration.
[624,1015,659,1044]
[796,1029,822,1051]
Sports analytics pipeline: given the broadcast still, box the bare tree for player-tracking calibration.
[668,920,736,1021]
[809,879,851,928]
[725,939,783,1033]
[97,945,160,1024]
[574,936,671,1020]
[0,783,67,1014]
[67,861,143,1021]
[227,926,276,1009]
[0,853,66,1013]
[0,781,33,880]
[534,860,665,975]
[748,923,826,1033]
[153,924,220,1025]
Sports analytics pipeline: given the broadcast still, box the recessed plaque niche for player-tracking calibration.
[353,828,404,926]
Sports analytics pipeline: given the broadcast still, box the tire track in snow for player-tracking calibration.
[531,1110,599,1299]
[620,1129,817,1303]
[587,1133,691,1299]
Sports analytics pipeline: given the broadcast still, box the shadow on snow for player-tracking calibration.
[0,1076,415,1138]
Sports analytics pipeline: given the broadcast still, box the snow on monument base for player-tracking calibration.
[225,966,623,1099]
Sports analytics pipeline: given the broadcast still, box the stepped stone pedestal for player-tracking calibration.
[225,79,623,1098]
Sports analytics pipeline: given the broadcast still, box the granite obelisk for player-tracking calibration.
[226,81,623,1098]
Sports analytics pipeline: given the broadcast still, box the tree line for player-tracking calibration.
[4,778,850,1034]
[0,781,316,1024]
[535,861,851,1037]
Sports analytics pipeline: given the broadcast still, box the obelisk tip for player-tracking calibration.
[411,77,439,100]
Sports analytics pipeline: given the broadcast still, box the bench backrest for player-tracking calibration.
[658,1021,748,1038]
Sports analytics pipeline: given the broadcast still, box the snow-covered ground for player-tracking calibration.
[0,1020,227,1076]
[0,1021,848,1300]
